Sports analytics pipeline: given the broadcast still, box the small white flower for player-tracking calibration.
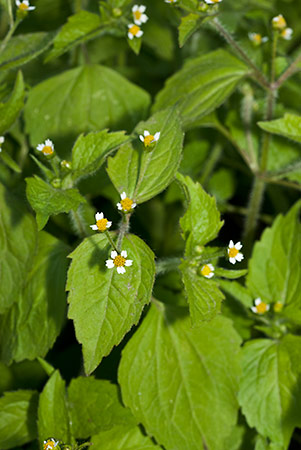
[204,0,223,4]
[0,136,4,152]
[272,14,287,30]
[16,0,35,11]
[90,212,112,232]
[251,298,270,315]
[106,250,133,274]
[132,5,148,26]
[281,28,293,40]
[200,263,214,279]
[43,439,58,450]
[36,139,54,156]
[128,24,143,40]
[248,33,268,46]
[139,130,160,147]
[165,0,177,3]
[117,192,137,213]
[228,240,244,265]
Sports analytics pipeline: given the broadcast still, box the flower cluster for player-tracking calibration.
[117,192,136,213]
[16,0,35,11]
[106,250,133,274]
[90,212,112,232]
[139,130,160,148]
[43,438,58,450]
[272,14,293,40]
[37,139,54,156]
[248,33,268,46]
[251,298,283,315]
[128,5,148,40]
[200,241,244,279]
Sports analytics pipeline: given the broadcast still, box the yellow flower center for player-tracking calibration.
[144,135,155,146]
[42,145,54,155]
[113,255,126,267]
[274,16,286,29]
[43,441,56,450]
[253,34,262,43]
[256,302,268,314]
[211,0,221,2]
[19,2,29,10]
[129,25,140,36]
[228,247,239,258]
[274,302,283,313]
[96,218,108,232]
[134,10,142,20]
[201,265,212,277]
[121,197,133,211]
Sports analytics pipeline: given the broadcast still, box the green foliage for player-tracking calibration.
[153,50,249,128]
[119,302,241,450]
[24,65,150,147]
[178,13,203,47]
[38,370,72,443]
[92,424,160,449]
[26,175,85,229]
[67,233,155,374]
[258,113,301,144]
[0,72,24,134]
[0,390,38,449]
[0,33,54,71]
[107,108,184,203]
[239,335,301,448]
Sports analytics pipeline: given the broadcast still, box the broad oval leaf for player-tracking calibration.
[0,71,24,134]
[177,173,223,256]
[26,175,85,229]
[0,390,38,449]
[258,113,301,144]
[38,370,72,444]
[238,335,301,447]
[178,13,203,47]
[119,302,242,450]
[68,377,136,439]
[67,233,155,374]
[24,65,151,148]
[153,50,248,129]
[0,32,54,71]
[107,108,184,204]
[246,201,301,314]
[92,424,160,450]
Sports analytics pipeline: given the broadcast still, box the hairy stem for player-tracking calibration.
[117,214,130,252]
[105,230,119,253]
[155,257,182,275]
[0,18,21,54]
[274,51,301,89]
[199,142,222,186]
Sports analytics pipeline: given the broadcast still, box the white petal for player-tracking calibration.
[95,212,103,221]
[117,266,126,274]
[128,32,133,40]
[144,130,150,136]
[106,221,112,228]
[208,264,214,271]
[136,30,143,38]
[132,202,137,209]
[28,6,35,9]
[229,240,234,248]
[262,37,269,43]
[125,259,133,267]
[117,202,122,210]
[121,192,126,199]
[0,136,4,144]
[134,19,142,25]
[140,14,148,23]
[254,298,262,305]
[132,5,138,11]
[251,306,257,313]
[90,225,98,230]
[106,260,114,269]
[266,304,270,311]
[154,132,160,141]
[128,23,135,28]
[111,250,118,259]
[140,5,146,12]
[139,135,144,142]
[16,0,21,5]
[36,144,44,151]
[207,272,214,279]
[235,241,242,250]
[121,250,127,258]
[236,253,244,262]
[45,139,53,147]
[229,257,236,264]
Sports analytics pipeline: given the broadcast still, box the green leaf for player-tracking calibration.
[107,108,184,204]
[238,335,301,447]
[72,130,129,183]
[67,233,155,374]
[0,33,54,71]
[180,259,224,323]
[92,424,160,449]
[0,390,38,449]
[0,71,24,135]
[177,173,223,256]
[68,377,136,439]
[26,175,85,230]
[0,183,37,314]
[119,302,242,450]
[127,37,142,55]
[0,151,21,173]
[38,370,72,443]
[45,11,102,62]
[246,201,301,313]
[219,280,253,308]
[179,13,202,47]
[215,267,248,279]
[24,65,151,147]
[0,230,70,364]
[153,50,248,129]
[143,21,174,61]
[258,113,301,144]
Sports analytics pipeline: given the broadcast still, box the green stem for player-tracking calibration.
[155,257,182,275]
[274,51,301,89]
[0,18,21,54]
[241,85,258,171]
[70,208,88,238]
[262,176,301,191]
[7,0,13,28]
[117,214,130,252]
[216,123,253,170]
[211,18,270,91]
[105,230,119,253]
[243,177,265,253]
[199,142,222,186]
